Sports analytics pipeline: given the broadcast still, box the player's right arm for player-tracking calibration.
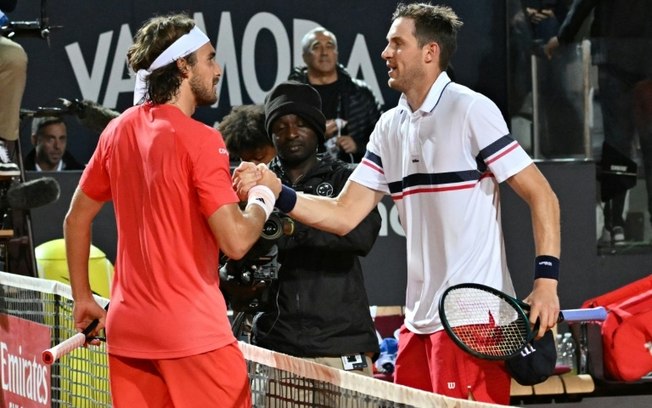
[64,187,108,336]
[208,167,281,260]
[289,179,383,236]
[207,204,266,260]
[233,162,382,236]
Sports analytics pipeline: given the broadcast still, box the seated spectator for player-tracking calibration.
[0,0,26,176]
[24,116,83,171]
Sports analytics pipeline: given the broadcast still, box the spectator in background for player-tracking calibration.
[289,27,382,163]
[545,0,652,243]
[0,0,26,176]
[510,0,583,158]
[219,104,275,165]
[524,1,566,43]
[24,116,84,171]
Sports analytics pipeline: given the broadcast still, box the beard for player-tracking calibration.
[388,63,425,94]
[190,76,218,106]
[37,149,61,167]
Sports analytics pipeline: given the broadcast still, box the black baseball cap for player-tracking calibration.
[505,329,557,386]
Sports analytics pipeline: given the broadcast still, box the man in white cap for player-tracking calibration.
[64,13,279,407]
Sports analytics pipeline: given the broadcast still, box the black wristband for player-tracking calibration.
[276,185,297,213]
[534,255,560,280]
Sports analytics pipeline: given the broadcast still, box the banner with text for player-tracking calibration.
[0,314,51,408]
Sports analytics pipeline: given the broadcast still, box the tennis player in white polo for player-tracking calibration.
[234,3,560,405]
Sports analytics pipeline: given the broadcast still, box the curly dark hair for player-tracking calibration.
[219,105,272,159]
[127,13,197,104]
[392,3,463,71]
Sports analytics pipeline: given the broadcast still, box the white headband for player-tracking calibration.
[133,26,210,105]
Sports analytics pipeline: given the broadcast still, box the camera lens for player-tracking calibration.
[261,213,283,240]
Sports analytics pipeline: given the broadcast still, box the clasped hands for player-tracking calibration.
[233,162,282,201]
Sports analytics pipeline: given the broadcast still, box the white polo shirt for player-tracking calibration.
[350,72,533,334]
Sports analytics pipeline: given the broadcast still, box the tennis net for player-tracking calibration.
[0,271,503,408]
[0,271,110,407]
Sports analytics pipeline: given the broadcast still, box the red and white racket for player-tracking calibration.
[439,283,607,360]
[42,304,108,365]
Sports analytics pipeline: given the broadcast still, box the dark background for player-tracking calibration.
[13,1,651,309]
[10,0,507,165]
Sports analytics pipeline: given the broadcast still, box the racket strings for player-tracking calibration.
[444,288,529,357]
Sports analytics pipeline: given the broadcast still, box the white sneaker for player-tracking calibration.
[611,226,625,242]
[0,141,20,177]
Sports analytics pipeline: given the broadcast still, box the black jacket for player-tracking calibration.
[557,0,652,74]
[23,149,84,171]
[288,64,382,163]
[0,0,16,12]
[252,155,381,357]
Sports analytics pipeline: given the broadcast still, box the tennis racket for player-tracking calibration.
[439,283,607,360]
[42,303,108,365]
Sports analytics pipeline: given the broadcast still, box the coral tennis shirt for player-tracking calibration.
[80,103,239,359]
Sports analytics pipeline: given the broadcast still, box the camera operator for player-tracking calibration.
[250,81,381,388]
[219,104,276,166]
[218,103,280,324]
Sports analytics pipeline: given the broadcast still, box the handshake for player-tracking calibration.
[232,162,282,203]
[233,162,299,221]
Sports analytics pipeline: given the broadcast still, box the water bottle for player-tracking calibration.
[562,332,577,375]
[555,333,564,369]
[577,323,589,374]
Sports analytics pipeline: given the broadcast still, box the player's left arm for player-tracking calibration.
[506,163,561,337]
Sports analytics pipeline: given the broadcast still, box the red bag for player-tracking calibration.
[582,275,652,382]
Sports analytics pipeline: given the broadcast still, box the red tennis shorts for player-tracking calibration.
[394,325,511,405]
[109,342,251,407]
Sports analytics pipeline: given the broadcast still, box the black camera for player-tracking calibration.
[261,211,289,241]
[219,211,293,313]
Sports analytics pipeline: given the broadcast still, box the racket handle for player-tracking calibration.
[560,306,607,322]
[42,332,87,365]
[42,303,109,364]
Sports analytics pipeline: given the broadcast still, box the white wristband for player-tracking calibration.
[247,185,275,220]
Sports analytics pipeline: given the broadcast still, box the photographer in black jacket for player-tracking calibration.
[252,81,381,383]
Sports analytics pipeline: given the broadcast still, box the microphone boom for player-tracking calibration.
[1,177,61,210]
